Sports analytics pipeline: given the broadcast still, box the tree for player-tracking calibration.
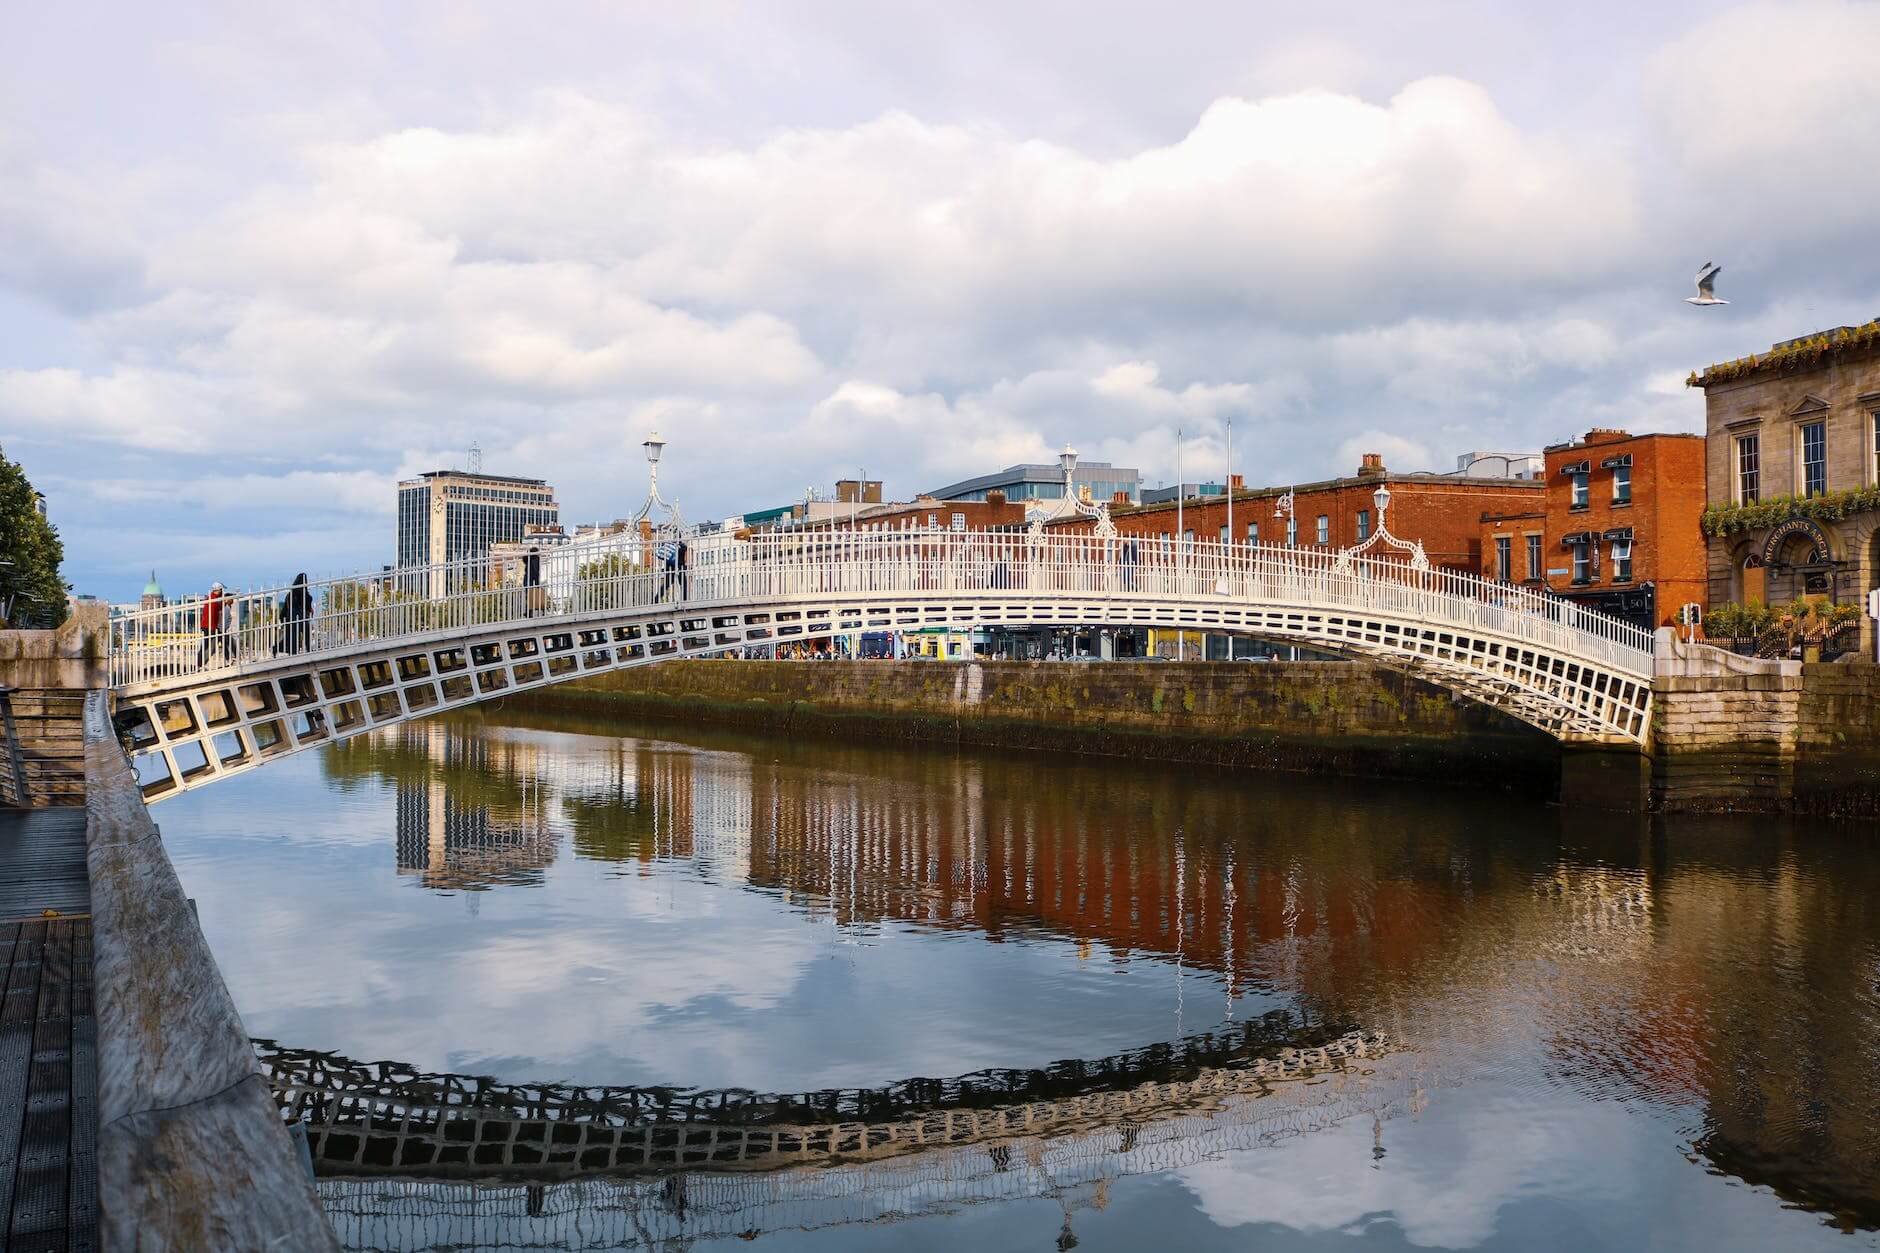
[0,445,66,627]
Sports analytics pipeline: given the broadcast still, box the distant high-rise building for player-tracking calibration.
[397,469,559,597]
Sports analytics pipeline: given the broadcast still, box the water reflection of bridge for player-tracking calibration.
[264,1022,1399,1249]
[323,715,1880,1233]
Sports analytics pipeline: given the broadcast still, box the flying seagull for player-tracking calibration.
[1685,262,1729,306]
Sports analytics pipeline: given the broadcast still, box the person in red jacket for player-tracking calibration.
[198,582,231,667]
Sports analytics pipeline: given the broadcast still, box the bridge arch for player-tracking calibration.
[109,532,1655,799]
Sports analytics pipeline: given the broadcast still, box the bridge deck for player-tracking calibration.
[0,806,98,1252]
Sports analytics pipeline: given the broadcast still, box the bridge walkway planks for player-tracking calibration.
[1,805,98,1252]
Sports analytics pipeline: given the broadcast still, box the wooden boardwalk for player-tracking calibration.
[0,919,96,1252]
[1,807,98,1252]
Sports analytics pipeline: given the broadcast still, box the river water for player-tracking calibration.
[158,704,1880,1251]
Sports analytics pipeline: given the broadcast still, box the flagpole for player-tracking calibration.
[1226,419,1234,551]
[1176,427,1184,662]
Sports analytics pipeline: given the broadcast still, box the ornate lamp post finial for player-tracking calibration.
[1027,440,1114,539]
[1337,477,1427,572]
[630,429,683,536]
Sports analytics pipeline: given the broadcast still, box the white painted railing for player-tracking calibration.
[108,529,1657,689]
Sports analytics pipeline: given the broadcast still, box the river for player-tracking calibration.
[157,703,1880,1251]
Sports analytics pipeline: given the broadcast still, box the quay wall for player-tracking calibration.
[503,659,1562,795]
[1652,650,1880,817]
[82,691,340,1251]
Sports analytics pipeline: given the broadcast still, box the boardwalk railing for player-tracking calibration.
[108,528,1657,690]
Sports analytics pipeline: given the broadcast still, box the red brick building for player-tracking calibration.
[1479,429,1706,630]
[1050,453,1542,573]
[853,490,1029,532]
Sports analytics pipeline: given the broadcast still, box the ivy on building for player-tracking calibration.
[1700,485,1880,538]
[1687,318,1880,388]
[0,444,67,628]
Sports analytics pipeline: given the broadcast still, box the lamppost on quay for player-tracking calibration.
[1024,444,1117,659]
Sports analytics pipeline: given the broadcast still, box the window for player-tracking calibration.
[950,513,966,532]
[1219,524,1229,543]
[1571,541,1591,584]
[1525,534,1542,580]
[1246,521,1259,545]
[927,513,937,528]
[1737,434,1760,503]
[1611,537,1633,582]
[1570,472,1589,510]
[1612,464,1632,504]
[1355,510,1371,541]
[1285,515,1297,546]
[1801,420,1827,497]
[1495,535,1512,582]
[1316,515,1329,544]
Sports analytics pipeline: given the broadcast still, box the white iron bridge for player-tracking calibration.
[108,530,1657,800]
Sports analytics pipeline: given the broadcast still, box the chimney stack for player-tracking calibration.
[1358,453,1386,478]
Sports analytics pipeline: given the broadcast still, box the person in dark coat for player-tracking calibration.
[523,548,543,617]
[279,573,312,654]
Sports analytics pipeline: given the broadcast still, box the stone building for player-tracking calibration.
[1691,320,1880,652]
[1479,429,1707,631]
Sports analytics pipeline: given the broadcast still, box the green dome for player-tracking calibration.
[142,570,163,598]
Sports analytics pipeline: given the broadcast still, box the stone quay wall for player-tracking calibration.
[1653,635,1880,815]
[506,659,1561,796]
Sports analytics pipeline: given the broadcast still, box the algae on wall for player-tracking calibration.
[508,659,1560,797]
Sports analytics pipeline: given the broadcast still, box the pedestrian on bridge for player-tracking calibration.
[523,547,544,618]
[278,573,312,655]
[198,582,233,667]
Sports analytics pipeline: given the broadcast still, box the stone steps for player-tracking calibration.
[1,687,88,807]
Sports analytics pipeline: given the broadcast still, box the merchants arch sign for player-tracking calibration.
[1760,516,1836,566]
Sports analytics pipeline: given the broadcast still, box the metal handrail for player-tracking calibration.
[0,685,25,806]
[106,529,1658,690]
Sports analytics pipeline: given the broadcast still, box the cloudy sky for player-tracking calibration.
[5,1,1879,600]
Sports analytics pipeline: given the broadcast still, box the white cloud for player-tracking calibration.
[3,3,1876,600]
[1649,1,1880,244]
[1336,431,1434,474]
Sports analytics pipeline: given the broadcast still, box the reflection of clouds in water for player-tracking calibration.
[1178,1083,1645,1248]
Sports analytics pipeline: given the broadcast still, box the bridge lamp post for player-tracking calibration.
[643,430,665,495]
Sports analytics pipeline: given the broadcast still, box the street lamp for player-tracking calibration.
[1333,477,1429,572]
[629,429,683,539]
[1059,444,1078,500]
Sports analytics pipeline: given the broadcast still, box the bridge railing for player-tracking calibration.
[107,528,1655,689]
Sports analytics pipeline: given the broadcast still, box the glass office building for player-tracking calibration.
[924,461,1141,506]
[396,470,560,597]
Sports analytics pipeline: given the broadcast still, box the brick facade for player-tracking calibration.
[1693,325,1880,654]
[1510,429,1709,630]
[1049,456,1542,573]
[852,492,1029,532]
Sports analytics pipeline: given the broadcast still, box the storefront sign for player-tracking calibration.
[1760,516,1834,565]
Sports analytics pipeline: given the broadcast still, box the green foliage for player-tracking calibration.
[1706,597,1858,657]
[0,445,67,627]
[1690,318,1880,388]
[1700,485,1880,537]
[1704,600,1776,640]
